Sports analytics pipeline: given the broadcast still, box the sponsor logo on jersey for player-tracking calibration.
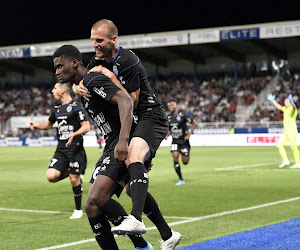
[93,87,107,98]
[103,156,111,165]
[147,96,155,103]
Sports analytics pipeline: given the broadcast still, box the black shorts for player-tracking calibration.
[133,111,168,159]
[89,149,130,197]
[170,140,191,156]
[48,145,87,175]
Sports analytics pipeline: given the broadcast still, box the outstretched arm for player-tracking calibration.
[267,94,283,111]
[29,121,53,130]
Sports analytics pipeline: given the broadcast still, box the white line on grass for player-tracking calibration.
[33,196,300,250]
[0,207,71,214]
[0,207,190,220]
[215,162,279,171]
[219,169,300,172]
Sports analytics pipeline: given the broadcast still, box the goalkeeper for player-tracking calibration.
[268,94,300,168]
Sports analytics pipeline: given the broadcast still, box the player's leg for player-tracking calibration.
[171,149,184,184]
[87,167,150,249]
[124,179,182,247]
[276,133,290,168]
[124,136,151,222]
[69,148,87,219]
[288,132,300,168]
[69,174,83,219]
[181,141,191,165]
[47,151,69,182]
[85,183,119,250]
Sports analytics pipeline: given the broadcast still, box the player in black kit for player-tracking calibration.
[29,82,90,219]
[53,45,155,250]
[73,19,182,249]
[166,100,198,185]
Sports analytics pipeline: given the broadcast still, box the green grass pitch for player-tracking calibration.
[1,146,300,249]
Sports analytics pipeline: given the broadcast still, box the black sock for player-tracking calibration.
[144,192,172,241]
[72,184,82,210]
[128,162,149,221]
[88,214,118,250]
[174,162,183,180]
[100,199,147,248]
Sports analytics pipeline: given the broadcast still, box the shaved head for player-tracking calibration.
[92,19,118,38]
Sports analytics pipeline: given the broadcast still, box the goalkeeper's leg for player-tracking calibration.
[277,134,289,168]
[289,133,300,168]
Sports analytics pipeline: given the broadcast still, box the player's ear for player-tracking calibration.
[73,59,79,68]
[112,35,117,45]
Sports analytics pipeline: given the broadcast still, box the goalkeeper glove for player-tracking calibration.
[288,94,295,106]
[267,94,276,104]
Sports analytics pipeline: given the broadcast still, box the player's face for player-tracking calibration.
[53,56,77,83]
[91,27,116,59]
[168,102,177,113]
[284,98,291,107]
[52,83,64,101]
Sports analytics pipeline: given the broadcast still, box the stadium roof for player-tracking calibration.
[1,20,300,77]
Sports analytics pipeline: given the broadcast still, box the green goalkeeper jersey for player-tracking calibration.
[282,106,298,133]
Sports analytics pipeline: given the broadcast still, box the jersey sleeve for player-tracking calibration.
[76,107,88,122]
[84,73,121,102]
[48,109,56,123]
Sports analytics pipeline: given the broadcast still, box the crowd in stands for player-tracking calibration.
[150,74,269,123]
[0,74,271,137]
[249,73,300,122]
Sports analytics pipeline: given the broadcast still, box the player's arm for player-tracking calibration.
[66,121,90,147]
[267,94,283,111]
[29,121,53,130]
[185,119,198,140]
[110,90,133,161]
[165,130,171,140]
[90,65,139,108]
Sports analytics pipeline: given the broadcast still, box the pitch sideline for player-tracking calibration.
[32,196,300,250]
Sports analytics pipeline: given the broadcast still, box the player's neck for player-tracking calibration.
[74,66,89,84]
[60,94,72,105]
[104,46,119,62]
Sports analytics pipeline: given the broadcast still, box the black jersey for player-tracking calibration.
[81,71,135,149]
[87,47,162,116]
[48,99,87,149]
[168,111,193,144]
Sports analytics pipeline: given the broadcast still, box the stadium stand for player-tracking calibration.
[1,20,300,137]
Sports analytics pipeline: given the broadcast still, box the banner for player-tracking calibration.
[190,30,219,44]
[0,47,30,59]
[220,28,259,41]
[118,34,188,49]
[260,23,300,39]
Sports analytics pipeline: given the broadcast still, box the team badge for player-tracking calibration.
[113,65,118,76]
[66,106,72,112]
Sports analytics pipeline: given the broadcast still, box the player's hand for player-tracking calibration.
[90,65,114,79]
[114,139,129,161]
[267,94,276,103]
[288,94,295,106]
[74,81,91,101]
[29,122,35,130]
[66,134,74,147]
[184,134,191,140]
